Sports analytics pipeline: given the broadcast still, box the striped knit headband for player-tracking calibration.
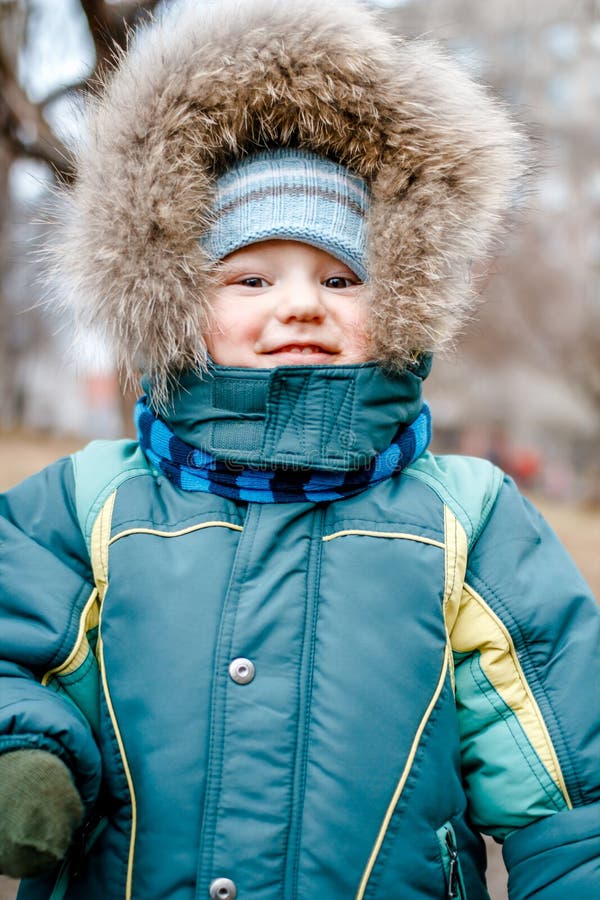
[201,149,370,280]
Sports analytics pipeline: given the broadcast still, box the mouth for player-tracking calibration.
[264,344,337,356]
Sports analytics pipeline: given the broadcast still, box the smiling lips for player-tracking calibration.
[264,344,337,355]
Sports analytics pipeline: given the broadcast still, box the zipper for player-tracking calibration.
[436,821,466,900]
[49,813,108,900]
[445,827,460,899]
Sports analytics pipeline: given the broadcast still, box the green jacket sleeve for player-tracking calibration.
[0,458,102,809]
[503,803,600,899]
[454,475,600,899]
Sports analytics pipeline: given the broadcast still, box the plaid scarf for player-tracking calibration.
[136,397,431,503]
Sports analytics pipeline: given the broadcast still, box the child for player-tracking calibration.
[0,1,598,898]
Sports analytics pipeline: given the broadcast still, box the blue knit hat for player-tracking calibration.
[201,149,370,281]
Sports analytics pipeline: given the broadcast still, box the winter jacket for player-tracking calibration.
[1,364,599,900]
[8,0,596,895]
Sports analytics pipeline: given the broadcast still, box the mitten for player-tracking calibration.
[0,749,84,878]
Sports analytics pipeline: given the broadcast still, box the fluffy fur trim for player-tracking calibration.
[53,0,524,402]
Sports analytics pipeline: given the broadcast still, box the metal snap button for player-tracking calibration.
[229,657,255,685]
[209,877,237,899]
[339,429,356,448]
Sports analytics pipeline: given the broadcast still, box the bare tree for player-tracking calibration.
[0,0,161,181]
[0,0,160,428]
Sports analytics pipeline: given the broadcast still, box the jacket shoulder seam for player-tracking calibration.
[71,440,150,552]
[403,454,503,547]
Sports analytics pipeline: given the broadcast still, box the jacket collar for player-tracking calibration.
[143,358,431,473]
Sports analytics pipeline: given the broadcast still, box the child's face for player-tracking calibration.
[204,240,370,368]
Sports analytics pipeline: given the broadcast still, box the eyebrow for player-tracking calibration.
[219,262,265,275]
[218,254,358,278]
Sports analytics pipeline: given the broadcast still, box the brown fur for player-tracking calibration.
[52,0,524,403]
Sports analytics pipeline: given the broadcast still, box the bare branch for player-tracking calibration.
[0,1,160,181]
[79,0,160,72]
[0,7,75,179]
[3,77,74,173]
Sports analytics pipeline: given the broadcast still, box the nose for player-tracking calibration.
[274,281,326,324]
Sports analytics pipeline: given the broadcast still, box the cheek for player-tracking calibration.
[340,298,371,352]
[203,298,263,358]
[206,299,242,334]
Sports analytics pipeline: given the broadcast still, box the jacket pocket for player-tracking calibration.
[436,821,467,899]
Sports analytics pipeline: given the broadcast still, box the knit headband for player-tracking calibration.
[201,149,370,280]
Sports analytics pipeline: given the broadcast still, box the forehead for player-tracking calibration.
[220,239,354,271]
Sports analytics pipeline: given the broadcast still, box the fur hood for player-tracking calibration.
[54,0,524,401]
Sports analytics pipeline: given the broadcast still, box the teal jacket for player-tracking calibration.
[0,365,599,899]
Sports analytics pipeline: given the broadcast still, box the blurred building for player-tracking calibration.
[385,0,600,495]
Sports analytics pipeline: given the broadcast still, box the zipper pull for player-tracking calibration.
[445,828,460,899]
[49,814,107,900]
[71,813,108,878]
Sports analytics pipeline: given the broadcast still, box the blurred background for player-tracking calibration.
[1,0,599,500]
[0,1,598,899]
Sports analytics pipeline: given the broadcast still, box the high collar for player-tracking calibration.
[143,359,431,473]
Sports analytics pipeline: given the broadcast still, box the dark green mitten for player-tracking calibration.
[0,749,83,878]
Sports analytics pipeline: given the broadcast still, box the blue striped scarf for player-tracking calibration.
[136,397,431,503]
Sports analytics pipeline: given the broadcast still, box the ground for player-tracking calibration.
[1,431,598,900]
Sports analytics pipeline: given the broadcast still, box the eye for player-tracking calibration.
[323,276,359,289]
[238,276,269,288]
